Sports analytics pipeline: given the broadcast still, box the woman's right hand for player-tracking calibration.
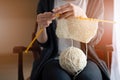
[37,12,56,28]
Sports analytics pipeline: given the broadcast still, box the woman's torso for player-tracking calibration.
[54,0,88,54]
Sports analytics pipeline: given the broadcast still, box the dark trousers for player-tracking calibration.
[42,59,102,80]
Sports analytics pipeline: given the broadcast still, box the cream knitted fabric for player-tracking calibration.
[56,17,98,43]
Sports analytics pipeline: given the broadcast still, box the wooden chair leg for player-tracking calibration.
[18,52,24,80]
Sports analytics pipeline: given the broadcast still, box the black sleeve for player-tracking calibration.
[37,0,45,14]
[36,0,50,48]
[36,28,51,48]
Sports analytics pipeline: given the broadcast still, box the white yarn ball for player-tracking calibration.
[59,47,87,75]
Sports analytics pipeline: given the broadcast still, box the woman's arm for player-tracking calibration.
[87,0,104,45]
[36,12,56,43]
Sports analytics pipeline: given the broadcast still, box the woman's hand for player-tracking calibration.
[53,3,87,19]
[37,12,56,28]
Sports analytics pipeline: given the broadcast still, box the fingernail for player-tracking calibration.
[52,9,55,12]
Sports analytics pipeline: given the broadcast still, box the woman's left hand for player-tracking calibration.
[53,3,87,19]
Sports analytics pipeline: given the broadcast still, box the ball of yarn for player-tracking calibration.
[59,47,87,75]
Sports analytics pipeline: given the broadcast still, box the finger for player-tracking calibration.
[38,12,53,18]
[52,3,69,12]
[59,11,73,19]
[37,19,52,25]
[54,7,72,15]
[37,13,55,21]
[42,21,52,28]
[44,12,57,20]
[60,3,72,9]
[52,7,61,13]
[43,12,53,18]
[65,14,73,19]
[38,12,51,17]
[53,3,73,14]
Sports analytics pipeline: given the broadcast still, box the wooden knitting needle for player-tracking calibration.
[76,17,117,24]
[56,14,118,24]
[24,28,44,53]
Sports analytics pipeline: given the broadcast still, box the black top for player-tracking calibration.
[30,0,110,80]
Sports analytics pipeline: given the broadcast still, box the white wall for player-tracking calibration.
[0,0,39,54]
[111,0,120,80]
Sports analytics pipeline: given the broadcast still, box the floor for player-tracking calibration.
[0,53,33,80]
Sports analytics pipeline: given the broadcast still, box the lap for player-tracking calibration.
[42,59,102,80]
[75,60,102,80]
[42,59,71,80]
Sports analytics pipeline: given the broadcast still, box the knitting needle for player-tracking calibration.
[24,28,44,53]
[56,14,118,24]
[76,17,118,24]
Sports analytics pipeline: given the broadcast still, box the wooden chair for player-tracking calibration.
[13,24,113,80]
[13,44,113,80]
[13,25,42,80]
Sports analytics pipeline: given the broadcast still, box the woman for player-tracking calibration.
[30,0,110,80]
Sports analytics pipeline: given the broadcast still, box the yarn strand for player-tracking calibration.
[71,39,74,47]
[85,43,88,58]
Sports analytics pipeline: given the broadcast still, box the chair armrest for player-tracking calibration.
[13,46,41,54]
[95,44,113,69]
[13,46,41,80]
[13,46,26,54]
[105,44,113,52]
